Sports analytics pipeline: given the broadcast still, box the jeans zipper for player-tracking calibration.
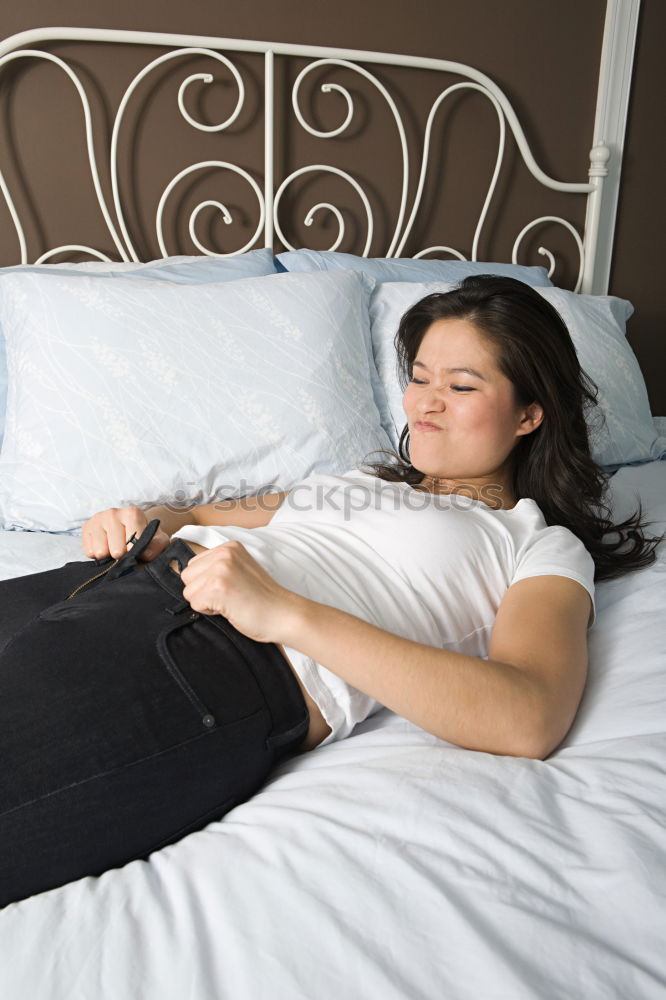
[66,559,120,600]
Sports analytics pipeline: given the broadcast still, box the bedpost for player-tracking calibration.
[264,49,275,250]
[581,144,610,296]
[582,0,642,294]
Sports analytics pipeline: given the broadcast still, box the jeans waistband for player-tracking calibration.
[145,538,309,752]
[144,537,197,602]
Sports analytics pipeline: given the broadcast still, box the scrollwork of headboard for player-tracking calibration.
[0,26,624,293]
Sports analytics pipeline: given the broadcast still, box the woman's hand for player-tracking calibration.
[82,506,170,561]
[180,541,301,644]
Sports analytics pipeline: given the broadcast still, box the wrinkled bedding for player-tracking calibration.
[0,461,664,1000]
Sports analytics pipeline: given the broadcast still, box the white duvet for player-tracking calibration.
[1,462,665,1000]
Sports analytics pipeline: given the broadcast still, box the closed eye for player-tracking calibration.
[408,377,476,392]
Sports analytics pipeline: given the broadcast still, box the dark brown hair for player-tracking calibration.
[364,275,662,581]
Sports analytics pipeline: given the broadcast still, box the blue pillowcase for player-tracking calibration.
[0,268,391,531]
[276,249,554,286]
[0,250,279,448]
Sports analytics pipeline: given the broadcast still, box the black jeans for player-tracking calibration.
[0,523,309,907]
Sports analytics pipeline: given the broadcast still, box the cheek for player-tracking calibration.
[453,398,491,428]
[456,400,512,440]
[477,401,522,443]
[474,405,503,430]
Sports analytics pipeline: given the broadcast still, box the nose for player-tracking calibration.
[416,385,445,414]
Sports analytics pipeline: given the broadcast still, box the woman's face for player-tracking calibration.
[402,317,542,499]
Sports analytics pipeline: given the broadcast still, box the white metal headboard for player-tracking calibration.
[0,8,640,293]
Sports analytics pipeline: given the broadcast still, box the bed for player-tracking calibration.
[1,17,665,1000]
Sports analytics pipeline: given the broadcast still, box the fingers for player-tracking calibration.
[180,542,245,612]
[81,517,110,560]
[179,542,291,643]
[81,507,149,560]
[106,518,135,560]
[179,541,240,585]
[179,548,225,609]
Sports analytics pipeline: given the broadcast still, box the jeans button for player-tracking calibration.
[202,714,216,728]
[189,611,199,620]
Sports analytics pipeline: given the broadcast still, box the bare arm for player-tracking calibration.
[82,492,290,560]
[146,492,290,536]
[277,575,590,759]
[180,543,592,759]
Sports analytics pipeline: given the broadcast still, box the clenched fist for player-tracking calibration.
[82,506,170,561]
[180,541,301,644]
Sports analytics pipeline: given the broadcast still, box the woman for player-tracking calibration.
[0,275,659,907]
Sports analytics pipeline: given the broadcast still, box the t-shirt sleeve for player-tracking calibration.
[511,526,596,627]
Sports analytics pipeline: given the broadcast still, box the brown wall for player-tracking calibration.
[0,0,663,411]
[611,0,665,416]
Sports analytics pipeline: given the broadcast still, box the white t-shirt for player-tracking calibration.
[172,470,596,744]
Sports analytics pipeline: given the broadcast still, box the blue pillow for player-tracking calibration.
[0,250,278,448]
[3,250,278,284]
[0,269,391,531]
[276,249,553,287]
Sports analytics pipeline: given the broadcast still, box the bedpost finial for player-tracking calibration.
[589,144,610,177]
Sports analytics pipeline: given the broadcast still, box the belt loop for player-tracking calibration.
[144,539,197,603]
[106,519,162,580]
[165,598,190,615]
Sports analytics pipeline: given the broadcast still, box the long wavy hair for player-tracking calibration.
[364,275,662,581]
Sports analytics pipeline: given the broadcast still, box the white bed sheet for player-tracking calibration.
[0,461,665,1000]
